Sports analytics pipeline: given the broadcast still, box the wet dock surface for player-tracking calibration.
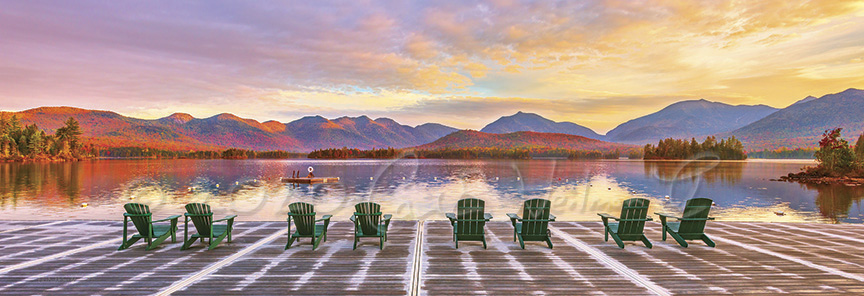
[1,220,863,295]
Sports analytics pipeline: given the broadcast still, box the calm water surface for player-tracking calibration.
[1,159,861,223]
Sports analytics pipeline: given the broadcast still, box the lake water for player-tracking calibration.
[1,159,861,223]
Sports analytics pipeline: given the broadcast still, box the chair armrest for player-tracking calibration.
[350,215,356,223]
[213,215,238,223]
[655,212,683,220]
[506,213,521,221]
[152,215,181,223]
[484,213,493,221]
[316,215,332,222]
[549,214,557,221]
[708,217,716,220]
[597,213,619,220]
[383,214,392,222]
[445,213,456,222]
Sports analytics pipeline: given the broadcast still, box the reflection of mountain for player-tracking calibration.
[804,183,864,223]
[415,130,630,151]
[643,161,743,186]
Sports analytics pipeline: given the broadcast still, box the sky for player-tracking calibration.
[1,0,863,134]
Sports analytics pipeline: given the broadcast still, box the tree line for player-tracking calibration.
[99,147,305,159]
[748,147,816,159]
[307,146,630,160]
[643,136,747,160]
[0,115,90,161]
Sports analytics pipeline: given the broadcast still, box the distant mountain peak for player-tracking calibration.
[161,113,194,124]
[480,111,603,140]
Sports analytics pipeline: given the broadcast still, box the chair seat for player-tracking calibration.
[666,222,681,233]
[607,223,618,233]
[515,223,550,236]
[194,224,229,237]
[294,224,327,237]
[356,225,387,237]
[151,224,174,237]
[452,222,486,235]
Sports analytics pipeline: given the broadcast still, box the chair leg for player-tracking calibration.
[313,235,324,251]
[517,235,525,249]
[701,234,716,247]
[147,234,171,251]
[604,227,609,242]
[209,233,228,250]
[285,236,296,250]
[668,231,688,248]
[641,235,653,249]
[545,236,553,249]
[181,236,199,250]
[379,237,384,250]
[482,236,487,249]
[661,226,667,241]
[610,233,625,249]
[118,237,140,250]
[353,237,358,250]
[454,238,459,249]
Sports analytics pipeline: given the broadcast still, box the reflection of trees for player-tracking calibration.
[805,183,864,223]
[643,160,743,185]
[0,162,84,207]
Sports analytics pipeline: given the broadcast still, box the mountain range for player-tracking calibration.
[727,88,864,150]
[3,107,458,152]
[4,88,863,152]
[604,99,778,144]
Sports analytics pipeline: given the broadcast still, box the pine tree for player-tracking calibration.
[855,133,864,162]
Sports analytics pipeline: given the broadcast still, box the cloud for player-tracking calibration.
[0,0,862,133]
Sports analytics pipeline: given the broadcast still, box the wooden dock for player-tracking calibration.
[1,220,864,295]
[281,177,340,184]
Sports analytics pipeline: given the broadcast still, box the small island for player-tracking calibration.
[778,128,864,185]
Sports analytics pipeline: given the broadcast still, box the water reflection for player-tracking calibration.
[0,159,859,223]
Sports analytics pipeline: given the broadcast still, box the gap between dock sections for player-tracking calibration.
[155,227,289,296]
[409,221,424,296]
[548,225,672,296]
[0,220,68,235]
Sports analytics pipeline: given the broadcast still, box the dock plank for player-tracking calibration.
[0,220,862,295]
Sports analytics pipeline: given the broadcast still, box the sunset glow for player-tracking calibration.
[1,0,863,132]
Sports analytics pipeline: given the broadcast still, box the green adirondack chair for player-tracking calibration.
[118,203,180,251]
[507,198,556,249]
[181,203,237,250]
[656,197,716,248]
[445,198,492,249]
[598,198,653,249]
[286,202,332,250]
[350,202,391,250]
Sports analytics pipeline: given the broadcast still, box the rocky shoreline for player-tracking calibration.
[774,172,864,186]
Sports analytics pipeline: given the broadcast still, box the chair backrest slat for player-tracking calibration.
[354,202,381,235]
[289,202,316,235]
[185,203,213,236]
[618,198,649,235]
[520,198,551,236]
[456,198,486,235]
[124,203,152,236]
[679,198,713,234]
